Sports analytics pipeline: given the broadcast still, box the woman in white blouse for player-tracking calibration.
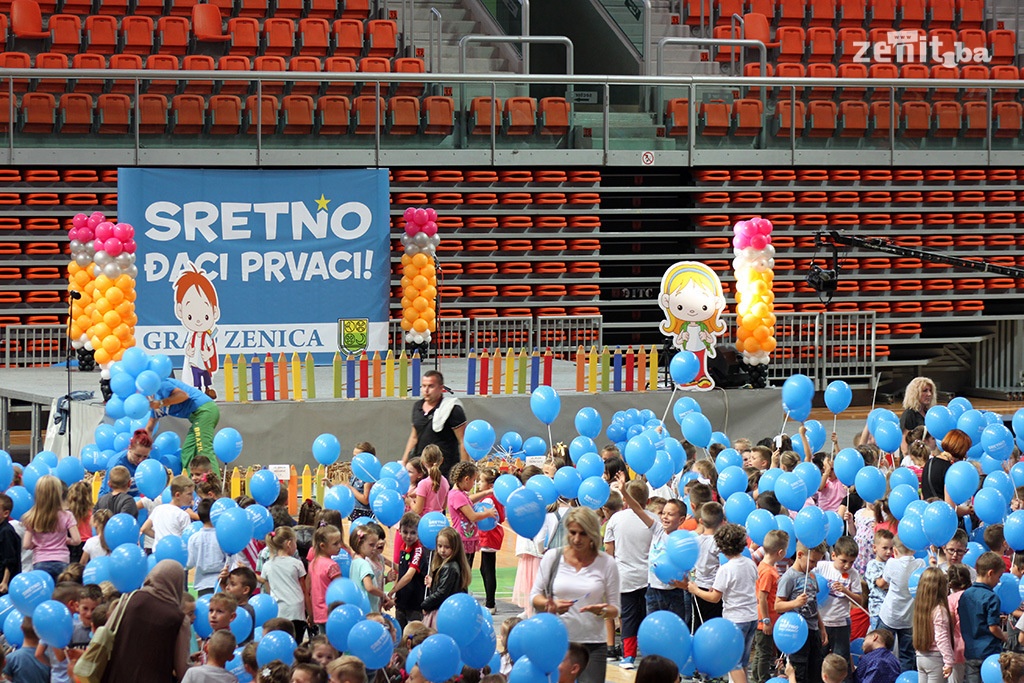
[530,506,621,683]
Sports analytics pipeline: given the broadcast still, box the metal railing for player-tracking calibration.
[2,324,68,368]
[386,314,603,358]
[974,318,1024,395]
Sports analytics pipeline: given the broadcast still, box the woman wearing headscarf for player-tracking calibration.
[101,560,191,682]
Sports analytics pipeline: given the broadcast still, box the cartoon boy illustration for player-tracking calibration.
[173,262,220,399]
[658,261,727,391]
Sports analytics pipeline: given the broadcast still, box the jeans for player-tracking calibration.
[737,620,759,671]
[752,628,778,683]
[826,623,852,664]
[578,643,607,683]
[917,651,945,683]
[965,659,983,683]
[620,588,647,658]
[879,618,916,673]
[33,561,67,582]
[790,628,825,683]
[644,588,688,628]
[480,551,497,608]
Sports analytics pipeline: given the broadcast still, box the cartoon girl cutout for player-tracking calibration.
[658,261,727,391]
[173,262,220,399]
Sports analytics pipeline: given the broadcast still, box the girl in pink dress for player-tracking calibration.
[446,461,498,567]
[410,445,449,517]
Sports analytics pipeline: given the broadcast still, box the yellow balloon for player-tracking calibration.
[420,264,435,279]
[103,310,121,328]
[413,297,428,312]
[403,308,418,322]
[421,285,437,300]
[93,322,111,340]
[126,290,136,302]
[403,264,418,278]
[105,286,124,306]
[421,307,435,322]
[115,274,133,291]
[94,348,111,365]
[412,275,428,291]
[400,319,412,331]
[114,323,131,341]
[763,337,778,352]
[116,301,134,319]
[404,286,419,300]
[412,253,428,268]
[69,324,82,339]
[95,297,113,315]
[102,335,120,354]
[95,275,113,292]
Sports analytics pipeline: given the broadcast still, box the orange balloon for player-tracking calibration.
[412,253,428,268]
[105,286,124,306]
[69,324,82,339]
[123,312,137,327]
[420,264,435,279]
[751,302,769,319]
[403,264,418,278]
[94,348,111,365]
[113,323,131,341]
[412,275,428,291]
[83,281,96,296]
[400,297,413,310]
[95,275,113,292]
[742,314,759,331]
[421,285,437,300]
[753,325,771,342]
[412,318,428,333]
[403,307,418,322]
[762,337,778,352]
[76,314,91,331]
[743,337,760,354]
[115,274,133,290]
[737,327,750,341]
[74,271,91,288]
[102,310,121,328]
[102,335,120,354]
[400,319,412,331]
[413,297,428,312]
[95,297,113,315]
[90,310,102,325]
[126,290,136,302]
[93,322,112,340]
[116,301,133,318]
[400,254,412,266]
[68,262,80,275]
[421,307,435,322]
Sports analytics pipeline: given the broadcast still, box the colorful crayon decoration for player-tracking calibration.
[625,346,634,392]
[385,350,395,397]
[517,349,527,395]
[251,355,262,401]
[399,350,408,397]
[649,345,659,390]
[265,353,275,401]
[479,349,489,396]
[492,350,501,395]
[301,465,312,504]
[504,349,514,395]
[278,353,289,400]
[600,347,610,393]
[223,355,235,402]
[346,355,356,399]
[238,355,249,402]
[305,352,315,399]
[575,346,585,392]
[613,347,623,392]
[359,351,369,399]
[230,467,242,499]
[332,352,342,399]
[529,348,540,392]
[543,348,553,387]
[466,350,476,396]
[638,345,647,392]
[411,351,421,392]
[588,346,598,393]
[287,465,298,516]
[291,353,302,401]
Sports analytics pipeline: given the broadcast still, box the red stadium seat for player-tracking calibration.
[11,0,49,41]
[192,5,231,46]
[332,19,363,58]
[868,0,895,26]
[84,16,118,55]
[665,98,688,136]
[208,94,242,133]
[144,54,179,94]
[929,0,954,27]
[275,0,303,18]
[838,101,869,137]
[49,15,82,54]
[365,19,397,58]
[807,100,837,137]
[930,64,958,100]
[170,93,205,133]
[837,28,867,62]
[900,63,930,100]
[228,17,259,55]
[261,18,294,57]
[217,54,252,95]
[993,101,1023,138]
[393,57,425,96]
[352,94,383,134]
[244,94,277,134]
[870,101,896,137]
[323,56,356,96]
[807,63,837,99]
[504,96,537,135]
[287,55,321,96]
[777,0,806,27]
[741,13,779,49]
[957,0,983,29]
[20,92,55,132]
[306,0,335,19]
[109,54,143,94]
[281,94,313,133]
[469,97,501,135]
[776,26,805,63]
[70,53,106,93]
[733,98,763,137]
[989,30,1016,66]
[182,54,216,94]
[959,64,989,100]
[139,93,168,133]
[341,0,368,19]
[807,27,836,63]
[699,100,730,136]
[775,100,805,137]
[387,95,419,134]
[296,18,329,56]
[316,95,349,134]
[34,52,68,93]
[156,16,189,55]
[838,0,867,26]
[422,95,454,135]
[931,101,961,136]
[235,0,268,18]
[96,93,130,134]
[253,55,286,95]
[898,0,926,27]
[901,100,930,137]
[807,0,836,26]
[120,16,154,55]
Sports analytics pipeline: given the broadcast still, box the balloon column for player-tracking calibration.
[399,208,440,348]
[732,216,776,388]
[67,211,139,371]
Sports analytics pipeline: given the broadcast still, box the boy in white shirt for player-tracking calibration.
[816,535,865,674]
[603,479,653,670]
[141,475,196,544]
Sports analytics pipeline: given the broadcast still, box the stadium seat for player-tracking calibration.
[351,94,383,134]
[421,95,454,135]
[776,26,804,63]
[182,54,216,94]
[217,54,252,95]
[838,0,867,26]
[84,16,117,55]
[869,101,896,137]
[712,26,740,62]
[468,97,501,135]
[109,53,142,94]
[156,16,189,55]
[244,94,277,134]
[869,63,899,100]
[538,98,571,136]
[777,0,806,26]
[49,15,82,54]
[775,64,805,97]
[208,0,234,17]
[393,57,425,96]
[681,0,711,30]
[732,98,763,137]
[11,0,49,43]
[192,5,231,47]
[931,101,961,136]
[253,55,286,95]
[741,13,779,49]
[838,28,867,62]
[235,0,268,18]
[287,55,321,96]
[297,18,329,56]
[341,0,369,19]
[70,53,105,93]
[699,100,730,136]
[929,0,954,27]
[133,0,164,15]
[989,30,1016,66]
[280,94,313,133]
[120,16,154,55]
[315,95,349,134]
[993,101,1023,138]
[33,53,67,93]
[144,54,179,94]
[20,92,55,133]
[323,56,356,95]
[332,19,363,58]
[806,63,837,99]
[275,0,303,18]
[868,0,896,26]
[208,94,242,133]
[228,17,259,55]
[504,97,537,135]
[806,27,835,63]
[838,101,869,137]
[387,95,419,134]
[990,65,1018,101]
[775,100,805,137]
[900,100,930,137]
[365,20,397,58]
[96,93,130,134]
[262,18,294,57]
[958,28,986,57]
[957,0,983,29]
[714,0,743,26]
[900,64,930,100]
[170,93,205,133]
[930,64,958,100]
[746,0,774,17]
[167,0,199,17]
[898,0,926,27]
[807,0,836,26]
[807,100,837,137]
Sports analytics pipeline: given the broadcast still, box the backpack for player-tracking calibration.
[543,508,568,552]
[73,590,138,683]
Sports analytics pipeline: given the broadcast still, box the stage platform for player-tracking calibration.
[0,360,813,467]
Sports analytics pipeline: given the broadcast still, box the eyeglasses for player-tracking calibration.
[944,547,967,556]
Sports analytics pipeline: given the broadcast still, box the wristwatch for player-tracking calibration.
[761,618,771,625]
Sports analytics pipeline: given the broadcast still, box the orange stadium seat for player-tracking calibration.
[11,0,49,42]
[84,16,118,55]
[352,94,383,134]
[365,20,397,58]
[989,30,1016,66]
[332,19,363,58]
[315,95,349,133]
[899,0,926,27]
[393,58,425,96]
[775,100,805,136]
[732,99,763,136]
[192,5,231,46]
[288,56,321,96]
[156,16,189,55]
[900,64,930,100]
[957,0,983,29]
[253,55,286,95]
[837,28,867,62]
[296,18,329,56]
[217,55,252,95]
[777,0,806,26]
[33,53,68,93]
[422,96,454,135]
[742,13,779,49]
[776,26,804,63]
[262,18,294,57]
[807,27,836,63]
[70,53,106,93]
[990,65,1019,101]
[468,97,501,135]
[868,0,896,26]
[930,64,959,100]
[776,64,805,97]
[807,63,837,99]
[167,0,199,17]
[181,55,215,94]
[993,102,1023,138]
[109,54,143,94]
[208,94,242,133]
[323,56,356,96]
[807,100,837,137]
[699,100,730,136]
[504,97,537,135]
[236,0,268,18]
[244,94,277,134]
[20,92,55,133]
[275,0,302,18]
[386,95,419,135]
[838,0,867,26]
[341,0,369,19]
[120,16,155,55]
[931,101,961,136]
[170,93,205,133]
[0,52,30,93]
[144,54,179,94]
[539,98,570,135]
[49,15,82,54]
[807,0,836,26]
[96,93,130,134]
[228,17,259,55]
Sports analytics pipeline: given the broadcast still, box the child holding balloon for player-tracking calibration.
[446,461,499,568]
[421,527,472,627]
[776,541,828,683]
[309,525,344,633]
[261,526,313,644]
[349,524,393,613]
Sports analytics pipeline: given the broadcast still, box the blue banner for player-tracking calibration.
[118,168,391,369]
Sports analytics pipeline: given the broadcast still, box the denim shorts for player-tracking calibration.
[737,619,759,671]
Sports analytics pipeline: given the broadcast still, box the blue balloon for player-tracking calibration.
[461,622,497,669]
[577,476,610,510]
[9,571,52,617]
[997,574,1020,613]
[312,433,341,466]
[980,454,1004,475]
[647,451,675,489]
[568,436,596,464]
[256,630,298,668]
[522,437,548,458]
[94,424,117,451]
[985,471,1015,503]
[147,353,174,379]
[493,474,522,506]
[248,593,277,628]
[514,613,569,674]
[325,577,370,613]
[833,448,864,487]
[888,484,920,521]
[475,501,498,532]
[782,374,815,409]
[371,488,404,527]
[109,545,147,592]
[230,604,253,644]
[926,406,956,440]
[803,421,827,454]
[325,604,364,652]
[246,504,274,540]
[774,472,809,511]
[787,401,812,423]
[3,608,23,647]
[464,420,496,453]
[104,395,125,420]
[710,431,730,447]
[773,612,809,655]
[215,507,254,555]
[624,434,657,475]
[32,450,57,468]
[506,488,546,538]
[825,511,844,546]
[897,513,929,552]
[248,470,280,507]
[381,462,410,492]
[437,593,484,643]
[110,372,137,399]
[530,385,561,425]
[154,536,188,566]
[22,461,50,494]
[824,380,852,414]
[982,653,1004,683]
[526,475,558,506]
[672,397,702,426]
[874,421,902,453]
[975,488,1009,525]
[745,509,778,546]
[575,452,603,480]
[639,610,692,670]
[717,466,748,500]
[652,552,686,584]
[923,501,958,547]
[663,438,685,472]
[867,408,899,433]
[794,507,827,547]
[681,412,713,449]
[134,458,168,500]
[500,431,524,453]
[574,407,602,439]
[6,486,30,521]
[82,556,110,585]
[135,369,161,396]
[553,467,582,499]
[417,511,449,551]
[759,468,782,493]
[347,621,393,670]
[1005,511,1024,551]
[193,594,213,639]
[105,513,140,549]
[855,467,886,504]
[605,421,627,443]
[54,456,85,486]
[122,393,150,421]
[323,485,355,517]
[351,451,381,483]
[213,428,244,464]
[715,448,743,472]
[793,462,823,496]
[692,618,743,678]
[670,351,701,385]
[332,552,351,577]
[983,424,1015,460]
[665,530,700,572]
[121,347,149,376]
[774,514,797,557]
[945,461,980,505]
[508,656,548,683]
[886,467,917,491]
[957,409,987,445]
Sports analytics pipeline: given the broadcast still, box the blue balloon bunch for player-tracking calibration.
[781,374,815,422]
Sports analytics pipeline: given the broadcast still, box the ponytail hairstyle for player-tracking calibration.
[406,457,428,487]
[312,524,341,560]
[265,525,296,556]
[196,473,223,498]
[448,461,478,489]
[422,444,443,493]
[66,481,93,524]
[478,466,498,488]
[91,508,113,553]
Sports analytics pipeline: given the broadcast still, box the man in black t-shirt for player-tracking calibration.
[402,370,468,478]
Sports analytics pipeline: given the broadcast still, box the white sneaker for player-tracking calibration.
[619,657,636,670]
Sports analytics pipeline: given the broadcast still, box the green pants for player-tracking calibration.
[182,401,221,477]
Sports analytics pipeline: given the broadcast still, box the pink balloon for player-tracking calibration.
[423,221,437,237]
[72,213,88,229]
[413,208,428,225]
[403,207,416,222]
[95,221,114,242]
[425,208,437,222]
[755,218,773,235]
[731,235,745,250]
[405,223,418,237]
[750,234,768,250]
[112,222,134,241]
[68,228,80,241]
[122,239,136,254]
[103,237,123,256]
[78,228,94,242]
[87,215,102,229]
[732,220,748,235]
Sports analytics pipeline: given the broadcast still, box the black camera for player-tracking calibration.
[806,264,838,292]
